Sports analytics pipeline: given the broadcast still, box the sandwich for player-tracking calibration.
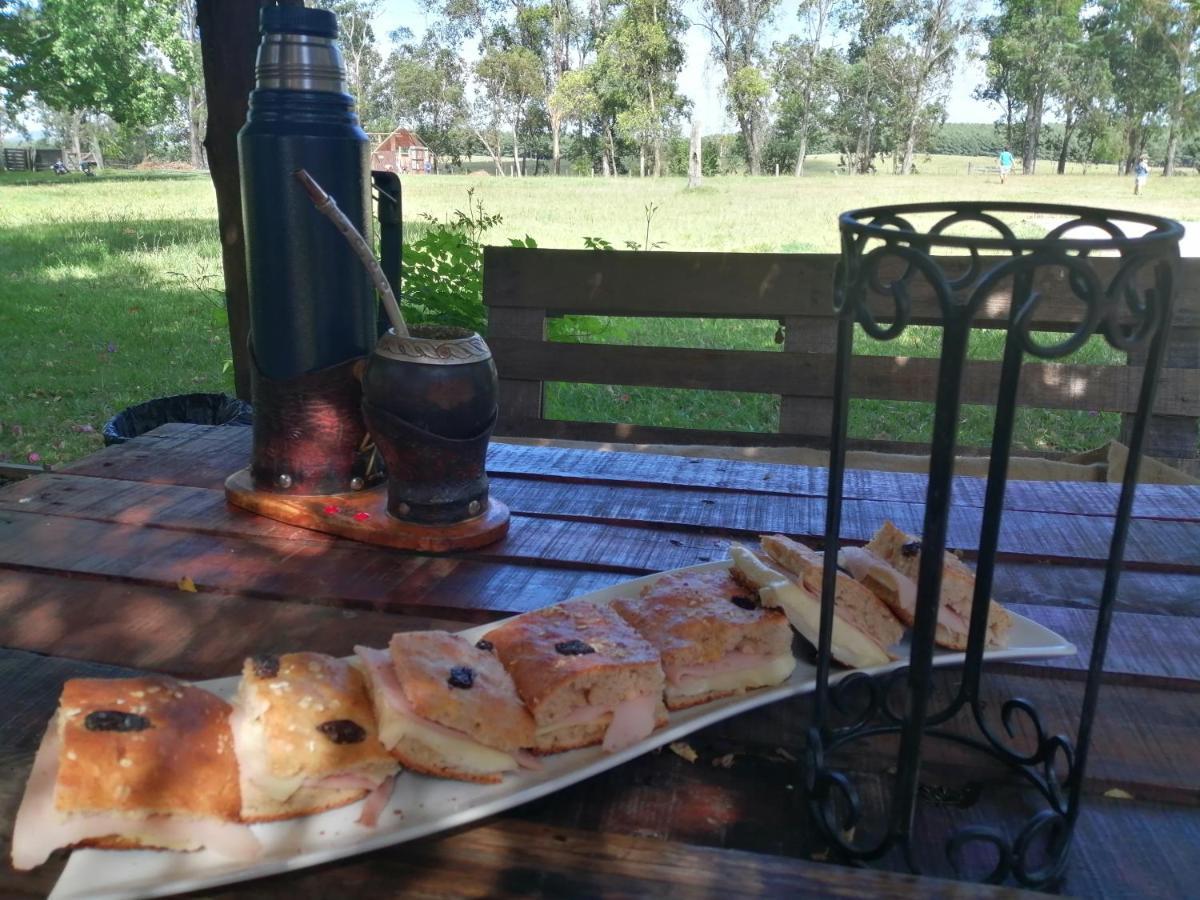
[732,536,904,668]
[11,676,259,871]
[837,521,1012,650]
[612,569,796,710]
[231,652,399,824]
[483,598,667,754]
[356,631,537,782]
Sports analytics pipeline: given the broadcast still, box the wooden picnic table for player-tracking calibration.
[1,422,1198,898]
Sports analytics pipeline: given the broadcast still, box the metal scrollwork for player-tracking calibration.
[805,202,1181,889]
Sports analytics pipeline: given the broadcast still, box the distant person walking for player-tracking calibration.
[998,147,1014,184]
[1134,154,1150,195]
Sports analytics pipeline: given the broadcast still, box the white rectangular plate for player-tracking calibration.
[50,561,1075,899]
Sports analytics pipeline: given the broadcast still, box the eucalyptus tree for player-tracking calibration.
[1090,0,1174,173]
[982,0,1083,174]
[771,0,836,175]
[1054,34,1112,173]
[699,0,781,174]
[1145,0,1200,175]
[598,0,687,175]
[893,0,972,175]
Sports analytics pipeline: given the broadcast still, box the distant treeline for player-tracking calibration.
[2,0,1198,177]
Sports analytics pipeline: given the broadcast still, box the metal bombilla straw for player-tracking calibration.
[293,168,410,338]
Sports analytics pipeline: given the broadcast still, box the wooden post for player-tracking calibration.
[197,0,302,400]
[688,121,702,189]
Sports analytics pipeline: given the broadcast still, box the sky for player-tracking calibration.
[373,0,999,131]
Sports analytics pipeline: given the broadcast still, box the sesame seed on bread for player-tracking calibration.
[234,652,396,822]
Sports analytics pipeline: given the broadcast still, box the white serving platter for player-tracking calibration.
[49,561,1075,899]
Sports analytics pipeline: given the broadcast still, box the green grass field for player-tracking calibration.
[1,164,1195,467]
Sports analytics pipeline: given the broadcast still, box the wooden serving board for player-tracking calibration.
[224,469,510,552]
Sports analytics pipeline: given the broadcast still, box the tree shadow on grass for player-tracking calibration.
[0,217,230,466]
[0,170,210,188]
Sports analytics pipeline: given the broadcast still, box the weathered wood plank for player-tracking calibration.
[489,306,546,432]
[3,476,1198,614]
[496,415,1048,457]
[485,441,1200,521]
[483,247,1200,328]
[0,509,626,619]
[51,427,1199,523]
[0,569,468,680]
[7,469,1200,576]
[489,337,1200,416]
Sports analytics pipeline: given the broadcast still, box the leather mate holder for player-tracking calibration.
[361,399,496,524]
[250,352,374,495]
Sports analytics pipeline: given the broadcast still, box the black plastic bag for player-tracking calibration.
[103,393,253,446]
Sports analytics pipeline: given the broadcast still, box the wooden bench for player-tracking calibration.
[484,247,1200,473]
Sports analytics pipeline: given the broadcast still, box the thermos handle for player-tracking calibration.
[372,170,402,338]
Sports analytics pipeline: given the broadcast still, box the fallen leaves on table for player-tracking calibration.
[177,576,198,593]
[1104,788,1135,800]
[711,753,736,769]
[669,741,698,763]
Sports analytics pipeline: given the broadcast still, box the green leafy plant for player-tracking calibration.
[401,189,504,334]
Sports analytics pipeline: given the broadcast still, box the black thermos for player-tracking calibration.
[239,6,374,380]
[239,7,376,494]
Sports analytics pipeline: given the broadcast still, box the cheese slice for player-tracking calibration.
[668,654,796,699]
[377,705,519,775]
[760,577,891,668]
[356,646,520,777]
[733,545,893,668]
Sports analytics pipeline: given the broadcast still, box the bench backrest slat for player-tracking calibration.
[483,247,1200,469]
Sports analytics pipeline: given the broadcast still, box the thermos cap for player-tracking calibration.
[255,8,347,94]
[260,7,337,38]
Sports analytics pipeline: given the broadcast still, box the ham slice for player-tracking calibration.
[514,749,543,770]
[600,694,658,753]
[11,720,261,871]
[537,693,660,754]
[355,774,395,828]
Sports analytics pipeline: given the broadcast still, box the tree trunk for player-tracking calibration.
[551,115,561,175]
[88,122,104,169]
[605,125,617,177]
[639,145,645,178]
[688,120,702,188]
[794,105,810,176]
[70,110,83,167]
[188,86,206,169]
[1021,90,1043,175]
[1164,118,1179,177]
[901,119,917,176]
[196,0,294,401]
[1057,110,1074,175]
[511,125,521,178]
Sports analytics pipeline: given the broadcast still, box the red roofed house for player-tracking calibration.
[370,128,435,175]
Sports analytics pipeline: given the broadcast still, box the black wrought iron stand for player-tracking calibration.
[807,203,1183,888]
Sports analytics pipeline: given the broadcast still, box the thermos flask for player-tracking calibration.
[239,7,376,494]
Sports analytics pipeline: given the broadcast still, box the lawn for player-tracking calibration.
[1,164,1195,467]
